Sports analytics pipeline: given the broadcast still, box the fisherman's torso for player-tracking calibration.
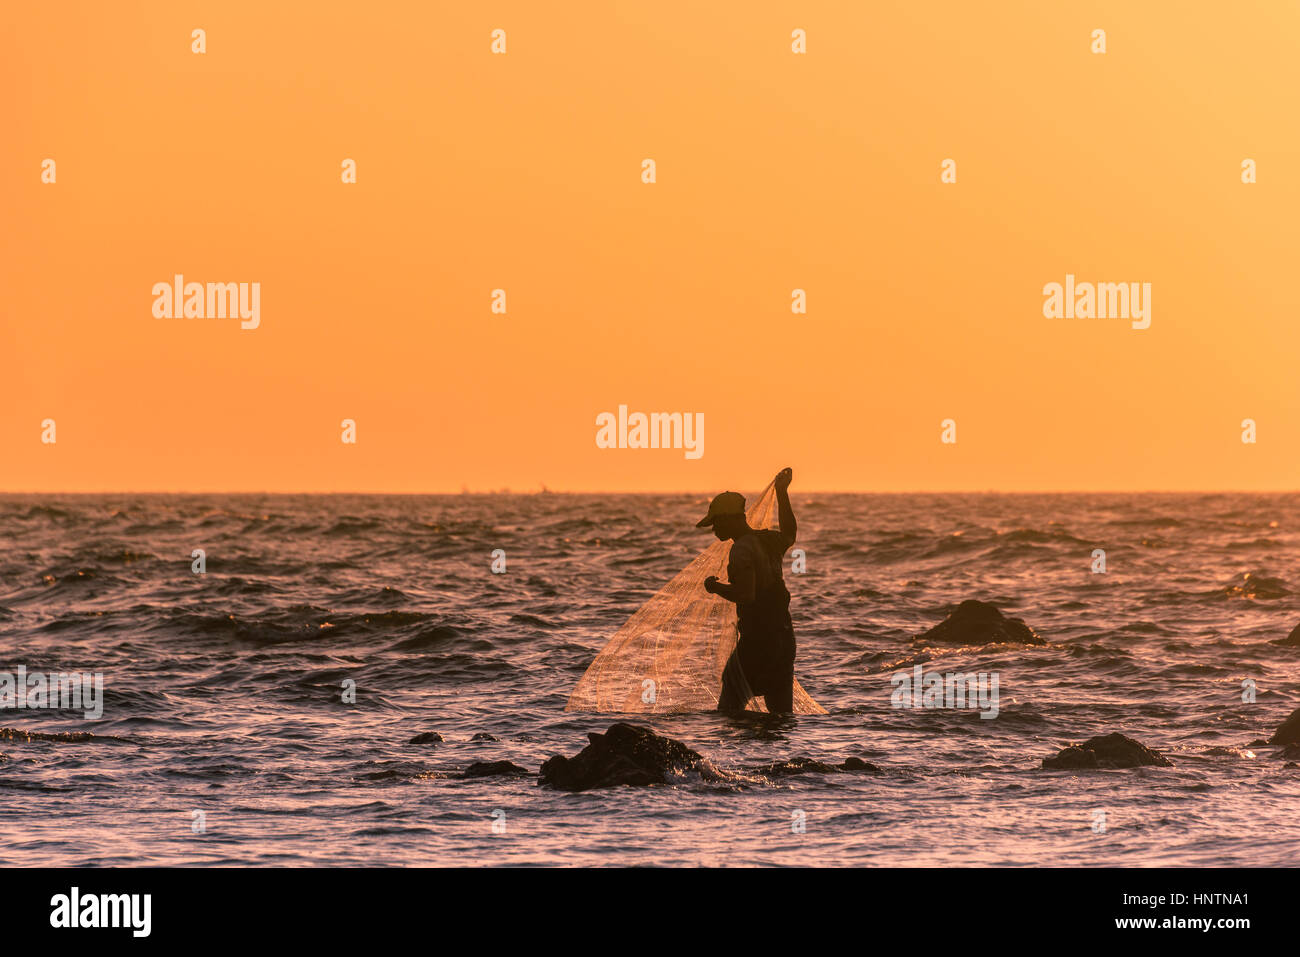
[727,529,794,648]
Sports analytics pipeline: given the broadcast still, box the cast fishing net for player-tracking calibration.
[565,480,824,714]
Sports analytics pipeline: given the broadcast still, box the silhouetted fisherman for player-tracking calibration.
[699,467,797,713]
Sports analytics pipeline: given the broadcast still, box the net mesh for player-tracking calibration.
[565,480,824,714]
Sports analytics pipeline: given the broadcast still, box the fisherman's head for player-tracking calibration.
[696,491,748,541]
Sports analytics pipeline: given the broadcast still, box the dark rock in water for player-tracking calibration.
[1269,708,1300,745]
[919,600,1045,646]
[471,732,499,742]
[538,723,705,792]
[408,732,444,745]
[840,756,883,773]
[1041,732,1172,770]
[1247,739,1270,748]
[750,756,883,777]
[460,760,530,778]
[1269,622,1300,646]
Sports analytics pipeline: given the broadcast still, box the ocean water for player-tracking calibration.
[1,492,1297,867]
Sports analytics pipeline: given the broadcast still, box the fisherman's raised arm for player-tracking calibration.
[774,467,796,547]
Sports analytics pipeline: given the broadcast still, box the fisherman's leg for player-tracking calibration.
[716,649,752,712]
[765,630,796,714]
[764,661,794,714]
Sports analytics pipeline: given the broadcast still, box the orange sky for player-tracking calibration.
[3,2,1298,492]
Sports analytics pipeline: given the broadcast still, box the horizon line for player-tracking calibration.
[2,488,1297,496]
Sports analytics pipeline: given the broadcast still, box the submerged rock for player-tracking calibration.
[1220,572,1288,600]
[1203,746,1256,759]
[749,757,839,777]
[460,760,530,779]
[919,600,1045,646]
[408,732,444,745]
[471,732,500,742]
[1268,708,1300,746]
[749,755,883,777]
[538,723,706,792]
[1041,732,1172,770]
[0,727,129,744]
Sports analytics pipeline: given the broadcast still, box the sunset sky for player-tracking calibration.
[3,2,1298,492]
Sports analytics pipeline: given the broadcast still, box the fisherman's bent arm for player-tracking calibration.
[706,567,755,604]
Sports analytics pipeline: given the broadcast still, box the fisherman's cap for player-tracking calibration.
[696,491,746,528]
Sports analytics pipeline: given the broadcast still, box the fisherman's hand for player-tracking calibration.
[703,576,721,594]
[774,467,793,492]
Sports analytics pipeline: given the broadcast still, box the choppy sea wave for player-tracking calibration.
[1,492,1298,865]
